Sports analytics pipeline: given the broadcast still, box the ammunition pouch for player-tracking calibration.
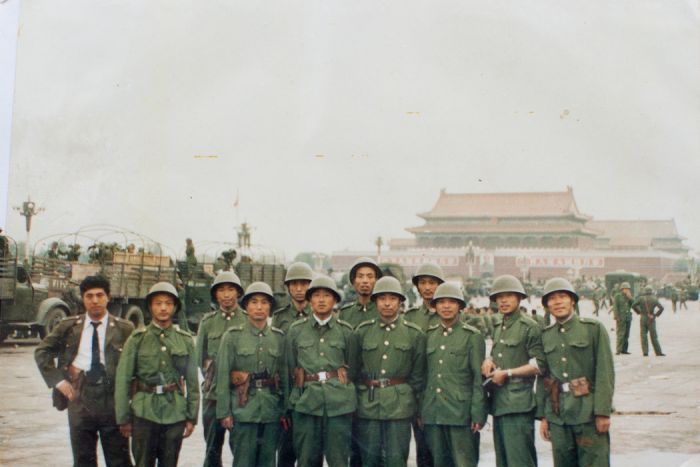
[543,376,561,416]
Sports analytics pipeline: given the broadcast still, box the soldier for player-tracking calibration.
[271,262,314,467]
[403,263,445,467]
[185,238,197,281]
[216,282,286,467]
[35,275,134,467]
[670,286,678,313]
[115,282,200,467]
[531,309,546,329]
[337,256,382,466]
[612,282,633,355]
[421,282,487,467]
[285,275,357,467]
[632,286,666,357]
[196,271,247,467]
[679,288,688,310]
[538,278,614,467]
[354,277,426,467]
[338,256,383,329]
[481,274,544,467]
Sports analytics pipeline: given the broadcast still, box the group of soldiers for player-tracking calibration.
[611,282,666,357]
[34,256,615,467]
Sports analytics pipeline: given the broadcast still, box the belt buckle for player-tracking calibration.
[378,378,390,388]
[155,385,164,395]
[317,371,328,382]
[254,379,264,389]
[561,382,570,393]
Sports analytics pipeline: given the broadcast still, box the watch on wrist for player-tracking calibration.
[507,369,513,379]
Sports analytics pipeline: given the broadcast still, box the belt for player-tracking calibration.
[249,378,277,389]
[304,370,339,382]
[362,377,407,388]
[138,381,179,394]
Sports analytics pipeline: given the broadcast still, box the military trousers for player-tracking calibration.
[640,317,663,356]
[424,424,480,467]
[615,318,631,354]
[132,417,185,467]
[229,421,280,467]
[549,420,610,467]
[292,411,352,467]
[202,398,229,467]
[412,417,434,467]
[493,412,537,467]
[67,394,131,467]
[357,417,412,467]
[277,415,296,467]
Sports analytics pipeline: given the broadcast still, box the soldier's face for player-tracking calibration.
[287,280,311,304]
[149,293,176,327]
[310,289,336,319]
[82,287,110,320]
[494,292,521,315]
[353,267,377,297]
[375,294,400,322]
[416,277,440,303]
[435,298,461,323]
[215,284,239,311]
[246,295,271,324]
[546,292,574,321]
[622,288,632,298]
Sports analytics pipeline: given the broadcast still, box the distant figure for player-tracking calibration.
[632,286,666,357]
[47,241,62,259]
[679,288,688,310]
[65,244,81,262]
[670,287,678,313]
[185,238,197,281]
[126,244,136,254]
[0,228,9,259]
[531,309,546,329]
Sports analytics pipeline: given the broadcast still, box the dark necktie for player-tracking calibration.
[90,321,101,372]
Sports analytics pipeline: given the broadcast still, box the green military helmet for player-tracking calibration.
[241,281,276,309]
[371,276,406,302]
[285,262,314,283]
[305,274,341,302]
[146,281,181,309]
[620,282,631,290]
[643,285,653,294]
[411,262,445,286]
[349,256,383,283]
[489,275,527,300]
[210,270,244,301]
[541,277,579,306]
[430,282,465,309]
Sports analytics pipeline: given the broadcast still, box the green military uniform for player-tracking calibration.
[354,318,426,467]
[421,322,487,467]
[216,322,286,467]
[462,313,488,335]
[115,323,200,467]
[632,291,665,356]
[531,312,546,329]
[197,308,248,466]
[404,303,440,331]
[489,312,545,467]
[272,303,312,333]
[539,314,614,466]
[286,315,358,467]
[35,314,134,467]
[612,292,633,354]
[339,300,379,329]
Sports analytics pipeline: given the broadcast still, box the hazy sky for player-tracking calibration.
[3,0,700,260]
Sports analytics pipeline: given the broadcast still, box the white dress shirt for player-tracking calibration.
[71,313,108,371]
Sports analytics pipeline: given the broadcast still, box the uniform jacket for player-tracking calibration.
[632,294,664,322]
[338,300,379,329]
[613,293,633,322]
[403,304,439,331]
[272,302,312,333]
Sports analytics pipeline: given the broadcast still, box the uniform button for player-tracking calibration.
[439,359,443,364]
[498,353,503,358]
[385,327,391,332]
[380,369,386,375]
[320,338,325,343]
[321,380,326,384]
[440,345,446,350]
[563,372,568,378]
[560,328,565,333]
[443,332,448,336]
[382,354,388,360]
[500,339,504,343]
[384,341,390,346]
[161,346,167,352]
[161,361,165,365]
[320,352,325,357]
[160,333,165,338]
[259,361,263,365]
[437,374,442,378]
[226,317,231,321]
[561,357,567,362]
[561,344,565,347]
[436,388,442,393]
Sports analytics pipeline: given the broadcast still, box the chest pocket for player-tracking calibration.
[206,330,225,356]
[543,341,558,354]
[236,345,256,357]
[362,341,379,352]
[169,340,190,375]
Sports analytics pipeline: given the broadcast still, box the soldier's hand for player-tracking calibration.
[595,415,611,434]
[471,422,482,433]
[56,380,78,401]
[183,421,195,438]
[119,423,132,438]
[220,416,234,430]
[539,419,550,441]
[481,359,496,377]
[490,369,508,386]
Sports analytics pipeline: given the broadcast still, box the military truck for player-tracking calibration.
[0,235,81,342]
[604,270,647,299]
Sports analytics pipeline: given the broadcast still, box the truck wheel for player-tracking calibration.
[125,306,145,329]
[43,307,68,337]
